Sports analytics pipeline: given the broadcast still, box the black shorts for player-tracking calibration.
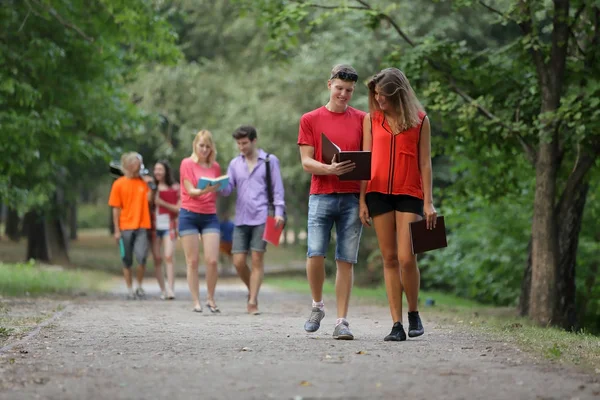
[365,192,424,218]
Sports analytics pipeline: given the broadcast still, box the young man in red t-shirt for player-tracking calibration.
[297,64,367,340]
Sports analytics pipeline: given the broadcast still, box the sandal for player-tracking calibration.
[193,306,203,313]
[206,303,221,313]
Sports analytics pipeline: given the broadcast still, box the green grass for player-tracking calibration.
[0,261,114,297]
[264,276,483,308]
[265,277,600,373]
[466,314,600,370]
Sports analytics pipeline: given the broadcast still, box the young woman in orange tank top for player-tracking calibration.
[359,68,438,341]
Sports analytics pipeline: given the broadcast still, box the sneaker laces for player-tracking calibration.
[308,309,323,324]
[408,313,420,329]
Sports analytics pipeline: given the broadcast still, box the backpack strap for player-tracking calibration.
[265,154,274,213]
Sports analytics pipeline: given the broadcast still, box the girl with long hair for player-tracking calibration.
[178,130,222,313]
[151,160,180,300]
[359,68,437,341]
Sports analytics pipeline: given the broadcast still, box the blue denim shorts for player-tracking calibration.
[232,224,267,254]
[178,208,220,237]
[307,193,363,264]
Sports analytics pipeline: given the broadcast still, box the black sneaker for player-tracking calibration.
[384,322,406,341]
[408,311,424,337]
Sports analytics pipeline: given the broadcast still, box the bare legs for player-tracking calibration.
[181,234,201,310]
[372,211,421,323]
[202,233,220,308]
[396,212,421,312]
[233,251,265,313]
[307,256,353,319]
[151,235,166,296]
[181,232,220,310]
[163,235,176,297]
[123,268,133,289]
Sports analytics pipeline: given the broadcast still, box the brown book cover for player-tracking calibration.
[321,133,371,181]
[409,216,448,254]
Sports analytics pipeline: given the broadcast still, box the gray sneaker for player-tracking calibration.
[304,307,325,332]
[135,287,146,299]
[333,320,354,340]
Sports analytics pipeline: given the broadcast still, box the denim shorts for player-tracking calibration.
[178,208,220,237]
[232,224,267,254]
[155,229,170,238]
[307,193,363,264]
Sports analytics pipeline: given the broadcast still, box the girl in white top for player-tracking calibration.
[151,160,180,300]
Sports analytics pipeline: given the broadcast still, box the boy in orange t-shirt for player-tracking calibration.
[108,152,152,300]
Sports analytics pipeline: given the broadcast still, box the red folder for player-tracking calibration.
[158,189,178,215]
[263,216,284,246]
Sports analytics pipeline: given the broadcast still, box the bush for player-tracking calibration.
[78,203,109,229]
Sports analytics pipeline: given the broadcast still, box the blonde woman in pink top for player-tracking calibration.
[178,130,222,313]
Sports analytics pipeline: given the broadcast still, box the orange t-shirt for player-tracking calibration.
[297,106,366,195]
[108,177,151,230]
[179,158,221,214]
[366,111,426,199]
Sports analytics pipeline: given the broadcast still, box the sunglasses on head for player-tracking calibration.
[330,71,358,82]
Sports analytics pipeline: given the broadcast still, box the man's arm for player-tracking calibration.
[299,145,355,176]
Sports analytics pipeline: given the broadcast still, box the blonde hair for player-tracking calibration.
[191,129,216,165]
[367,68,424,131]
[120,152,141,178]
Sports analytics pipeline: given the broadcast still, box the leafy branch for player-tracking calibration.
[291,0,537,163]
[26,0,94,42]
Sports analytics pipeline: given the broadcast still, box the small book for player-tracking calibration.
[197,175,229,191]
[409,216,448,255]
[321,133,371,181]
[158,189,178,215]
[263,216,284,246]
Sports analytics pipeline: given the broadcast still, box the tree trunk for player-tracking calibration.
[5,207,21,241]
[25,211,70,265]
[519,180,590,327]
[518,239,532,317]
[553,181,589,330]
[25,210,50,261]
[69,199,78,240]
[529,142,559,325]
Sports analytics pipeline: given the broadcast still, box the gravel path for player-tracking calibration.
[1,278,599,400]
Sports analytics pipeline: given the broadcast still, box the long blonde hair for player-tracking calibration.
[120,152,141,178]
[367,68,424,131]
[191,129,216,165]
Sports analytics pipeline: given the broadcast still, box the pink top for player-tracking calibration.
[179,157,221,214]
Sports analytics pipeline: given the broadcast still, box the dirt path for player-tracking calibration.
[1,279,599,400]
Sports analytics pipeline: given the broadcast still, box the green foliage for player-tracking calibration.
[238,0,600,331]
[420,188,533,306]
[77,203,109,229]
[0,260,112,296]
[0,0,180,213]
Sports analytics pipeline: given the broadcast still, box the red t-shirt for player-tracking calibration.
[297,106,366,194]
[179,157,221,214]
[367,111,426,199]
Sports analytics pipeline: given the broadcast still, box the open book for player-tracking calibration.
[321,133,372,181]
[409,216,448,254]
[197,175,229,191]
